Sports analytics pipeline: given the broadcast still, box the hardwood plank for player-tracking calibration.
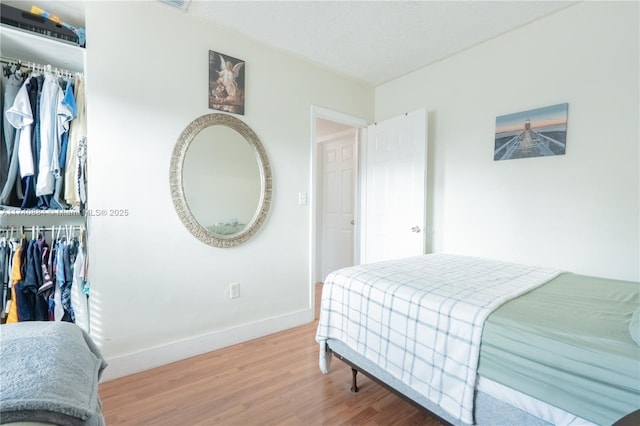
[99,284,443,425]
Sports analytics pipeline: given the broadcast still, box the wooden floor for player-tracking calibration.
[99,284,443,425]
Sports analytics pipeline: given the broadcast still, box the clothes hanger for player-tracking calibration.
[2,62,12,77]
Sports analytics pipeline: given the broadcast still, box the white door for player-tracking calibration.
[361,109,427,263]
[321,132,357,280]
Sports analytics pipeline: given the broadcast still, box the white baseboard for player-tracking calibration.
[100,308,313,382]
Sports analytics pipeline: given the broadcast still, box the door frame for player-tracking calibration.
[309,106,369,315]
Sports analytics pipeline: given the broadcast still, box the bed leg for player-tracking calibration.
[350,368,359,392]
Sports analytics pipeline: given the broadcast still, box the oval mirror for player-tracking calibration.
[170,113,272,247]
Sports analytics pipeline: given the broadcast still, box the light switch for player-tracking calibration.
[298,192,308,206]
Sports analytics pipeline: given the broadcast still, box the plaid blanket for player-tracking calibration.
[315,254,563,424]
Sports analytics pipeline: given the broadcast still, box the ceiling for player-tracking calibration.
[183,0,579,85]
[3,0,578,86]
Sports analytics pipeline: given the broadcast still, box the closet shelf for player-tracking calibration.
[0,24,84,72]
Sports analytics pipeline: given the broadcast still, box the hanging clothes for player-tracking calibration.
[58,80,76,172]
[54,236,65,321]
[2,61,85,213]
[0,226,87,325]
[35,71,62,199]
[0,236,10,319]
[51,77,75,210]
[32,73,46,209]
[9,78,36,177]
[18,233,50,321]
[2,77,35,208]
[21,75,40,209]
[1,61,89,326]
[5,238,24,323]
[65,73,85,207]
[71,237,88,332]
[0,72,26,207]
[1,70,23,191]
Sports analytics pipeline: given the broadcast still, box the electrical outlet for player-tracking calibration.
[229,283,240,299]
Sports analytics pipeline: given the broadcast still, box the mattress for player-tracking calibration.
[478,273,640,425]
[326,337,593,426]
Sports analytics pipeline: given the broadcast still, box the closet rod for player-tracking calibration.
[0,56,81,76]
[0,225,85,231]
[0,226,85,240]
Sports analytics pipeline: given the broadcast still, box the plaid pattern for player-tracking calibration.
[316,254,563,424]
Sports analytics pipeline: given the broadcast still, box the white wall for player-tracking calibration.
[375,1,639,281]
[83,1,373,380]
[76,0,638,379]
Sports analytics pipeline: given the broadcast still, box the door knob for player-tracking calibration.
[350,220,355,225]
[411,226,421,233]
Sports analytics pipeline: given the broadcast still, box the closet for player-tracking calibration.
[0,11,90,331]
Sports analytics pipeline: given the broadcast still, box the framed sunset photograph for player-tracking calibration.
[494,103,568,161]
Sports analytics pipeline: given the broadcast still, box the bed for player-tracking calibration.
[0,321,107,426]
[315,254,640,426]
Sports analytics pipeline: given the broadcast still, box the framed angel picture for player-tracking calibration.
[209,50,245,115]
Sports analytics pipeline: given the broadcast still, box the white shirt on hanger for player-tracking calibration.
[71,242,88,332]
[36,72,62,196]
[6,78,35,177]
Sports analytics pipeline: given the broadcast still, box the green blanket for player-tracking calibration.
[478,273,640,425]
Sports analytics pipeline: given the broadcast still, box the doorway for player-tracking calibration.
[309,107,428,320]
[310,107,369,290]
[317,121,357,281]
